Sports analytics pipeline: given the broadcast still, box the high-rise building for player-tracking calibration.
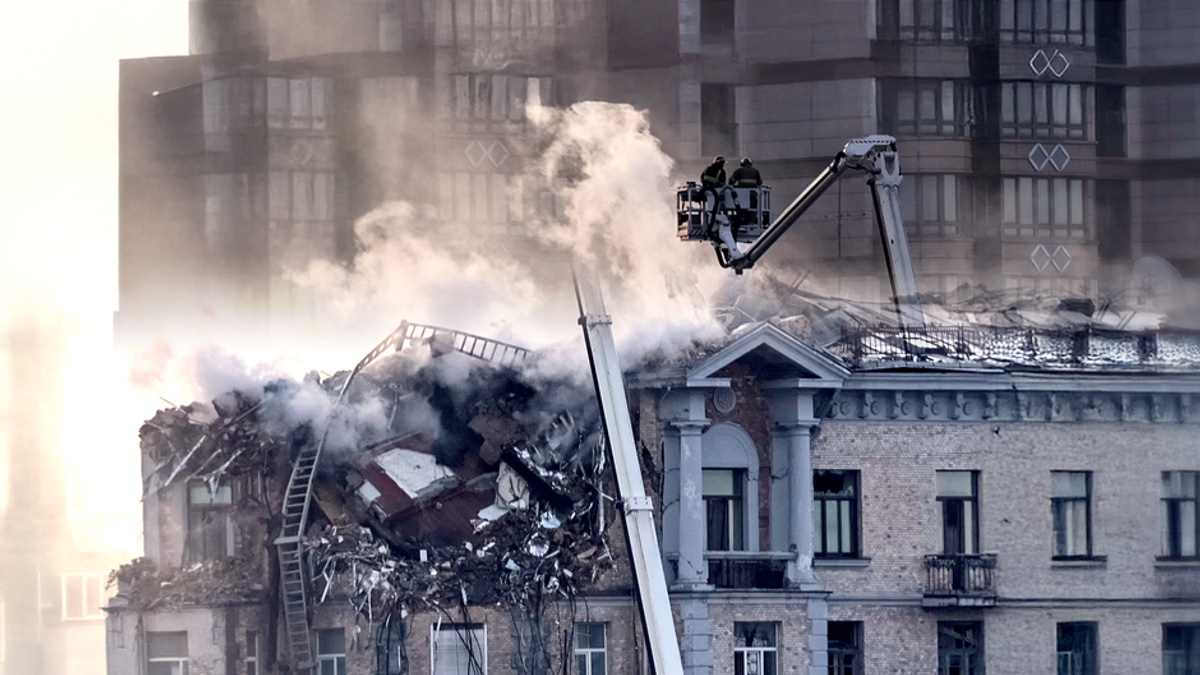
[117,0,1200,343]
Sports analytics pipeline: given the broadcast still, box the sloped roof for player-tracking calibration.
[685,322,849,387]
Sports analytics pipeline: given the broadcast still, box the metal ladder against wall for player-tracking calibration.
[273,320,532,671]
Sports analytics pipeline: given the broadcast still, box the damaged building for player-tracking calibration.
[106,309,1200,675]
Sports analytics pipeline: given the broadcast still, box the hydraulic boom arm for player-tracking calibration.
[720,135,924,329]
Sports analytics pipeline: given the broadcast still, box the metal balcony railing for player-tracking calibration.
[924,554,997,597]
[705,552,792,589]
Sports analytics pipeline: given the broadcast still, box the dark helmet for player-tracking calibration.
[713,155,726,164]
[740,157,752,167]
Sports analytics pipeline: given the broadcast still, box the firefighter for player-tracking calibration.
[729,157,762,187]
[699,155,743,260]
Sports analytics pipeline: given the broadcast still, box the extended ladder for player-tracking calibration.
[274,320,531,671]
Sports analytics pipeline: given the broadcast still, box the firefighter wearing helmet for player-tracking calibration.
[730,157,762,187]
[698,155,743,261]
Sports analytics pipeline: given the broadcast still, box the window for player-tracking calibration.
[186,481,232,562]
[246,631,259,675]
[432,624,486,675]
[316,628,346,675]
[899,174,964,237]
[147,631,189,675]
[734,622,777,675]
[937,471,978,555]
[814,471,860,558]
[61,572,106,620]
[574,623,606,675]
[1001,82,1088,140]
[999,0,1090,45]
[895,0,971,41]
[438,173,515,224]
[269,171,336,239]
[267,77,330,130]
[828,622,862,675]
[1002,177,1088,240]
[1052,472,1092,559]
[938,622,982,675]
[1162,472,1199,559]
[447,74,552,122]
[881,80,971,137]
[1057,622,1097,675]
[704,469,745,551]
[1164,624,1200,675]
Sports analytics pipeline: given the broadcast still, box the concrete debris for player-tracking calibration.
[123,333,617,635]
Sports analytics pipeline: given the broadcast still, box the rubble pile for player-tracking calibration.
[109,556,270,611]
[126,333,622,646]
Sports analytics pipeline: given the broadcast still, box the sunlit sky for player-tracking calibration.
[1,1,188,536]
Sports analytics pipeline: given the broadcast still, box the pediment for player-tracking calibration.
[687,322,849,387]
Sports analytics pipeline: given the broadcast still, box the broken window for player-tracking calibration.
[186,481,233,563]
[246,631,259,675]
[574,623,606,675]
[937,622,982,675]
[432,623,486,675]
[813,471,860,558]
[1052,472,1092,559]
[704,469,745,551]
[734,622,777,675]
[1164,624,1200,675]
[61,572,106,620]
[316,628,346,675]
[937,471,978,555]
[1162,472,1199,559]
[828,621,862,675]
[1057,622,1097,675]
[147,631,189,675]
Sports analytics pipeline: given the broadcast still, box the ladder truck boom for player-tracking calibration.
[574,267,684,675]
[677,135,924,329]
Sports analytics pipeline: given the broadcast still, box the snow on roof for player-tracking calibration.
[373,448,453,497]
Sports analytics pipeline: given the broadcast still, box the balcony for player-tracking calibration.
[923,554,997,608]
[706,552,791,590]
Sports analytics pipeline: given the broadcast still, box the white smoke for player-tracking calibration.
[287,101,731,371]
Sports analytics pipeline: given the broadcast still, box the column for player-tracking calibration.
[776,422,816,587]
[675,419,710,589]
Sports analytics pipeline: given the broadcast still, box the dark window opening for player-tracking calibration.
[704,468,745,551]
[1094,0,1125,64]
[1052,472,1092,559]
[1095,180,1130,264]
[1057,622,1097,675]
[701,84,736,159]
[814,471,860,558]
[701,0,736,37]
[938,622,983,675]
[828,622,862,675]
[1095,85,1125,157]
[186,481,233,563]
[937,471,979,555]
[1162,472,1199,559]
[734,622,777,675]
[1164,624,1200,675]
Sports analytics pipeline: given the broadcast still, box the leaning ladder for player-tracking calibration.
[274,320,531,671]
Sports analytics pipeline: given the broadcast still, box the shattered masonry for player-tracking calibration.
[112,323,629,674]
